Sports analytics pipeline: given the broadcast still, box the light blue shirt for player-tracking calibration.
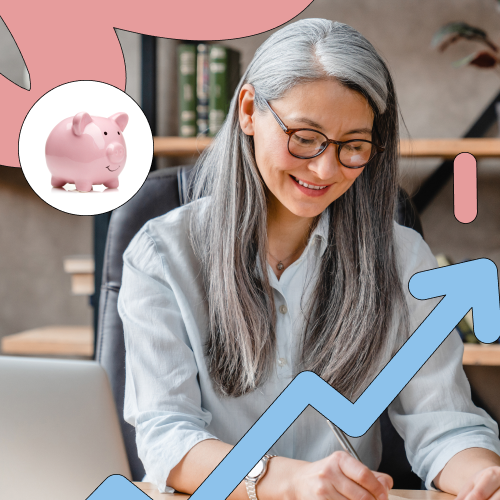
[118,198,500,494]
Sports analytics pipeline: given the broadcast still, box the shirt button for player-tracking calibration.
[279,305,288,314]
[278,357,288,367]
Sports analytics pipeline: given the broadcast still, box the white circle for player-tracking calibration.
[19,81,153,216]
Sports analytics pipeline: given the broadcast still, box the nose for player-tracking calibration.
[307,142,343,180]
[106,143,125,164]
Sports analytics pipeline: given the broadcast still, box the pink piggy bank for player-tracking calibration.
[45,112,129,192]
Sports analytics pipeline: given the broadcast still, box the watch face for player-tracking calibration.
[248,460,265,479]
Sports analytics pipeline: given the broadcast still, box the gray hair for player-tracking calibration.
[188,18,410,401]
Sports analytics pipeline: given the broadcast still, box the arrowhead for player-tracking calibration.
[86,475,149,499]
[409,258,500,343]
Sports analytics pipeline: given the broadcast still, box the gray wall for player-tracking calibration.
[0,167,93,335]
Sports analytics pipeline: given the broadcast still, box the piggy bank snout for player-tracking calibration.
[106,143,125,164]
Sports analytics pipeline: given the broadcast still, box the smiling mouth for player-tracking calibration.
[106,165,119,172]
[290,175,331,190]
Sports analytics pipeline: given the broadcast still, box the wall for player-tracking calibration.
[0,167,93,335]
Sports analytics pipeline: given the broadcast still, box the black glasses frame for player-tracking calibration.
[263,99,385,169]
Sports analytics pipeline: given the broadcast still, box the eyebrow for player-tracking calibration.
[288,116,372,136]
[343,127,373,136]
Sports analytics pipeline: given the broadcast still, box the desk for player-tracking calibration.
[133,483,455,500]
[134,483,188,499]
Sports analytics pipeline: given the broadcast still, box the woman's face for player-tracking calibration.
[239,79,375,220]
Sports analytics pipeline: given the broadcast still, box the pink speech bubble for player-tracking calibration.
[1,0,313,168]
[454,152,477,224]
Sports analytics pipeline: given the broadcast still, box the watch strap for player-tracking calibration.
[245,479,258,500]
[244,454,276,500]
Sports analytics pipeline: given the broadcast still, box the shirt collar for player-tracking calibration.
[308,208,329,258]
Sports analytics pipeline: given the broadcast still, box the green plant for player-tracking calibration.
[431,21,500,69]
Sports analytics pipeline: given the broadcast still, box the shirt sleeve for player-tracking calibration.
[118,226,219,494]
[389,229,500,490]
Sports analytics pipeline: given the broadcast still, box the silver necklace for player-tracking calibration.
[267,245,305,271]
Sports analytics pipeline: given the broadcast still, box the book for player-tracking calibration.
[196,43,210,136]
[208,44,241,137]
[178,44,197,137]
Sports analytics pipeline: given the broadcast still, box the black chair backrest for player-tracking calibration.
[96,165,423,484]
[96,166,194,480]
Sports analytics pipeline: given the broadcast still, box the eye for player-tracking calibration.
[344,141,368,152]
[104,131,107,135]
[117,131,120,135]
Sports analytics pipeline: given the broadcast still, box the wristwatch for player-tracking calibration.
[244,454,276,500]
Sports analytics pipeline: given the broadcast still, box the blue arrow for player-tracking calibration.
[86,475,151,499]
[189,258,500,499]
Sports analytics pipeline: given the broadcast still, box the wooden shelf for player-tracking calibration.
[153,137,500,158]
[463,343,500,366]
[63,255,94,274]
[154,136,212,157]
[400,138,500,159]
[1,325,93,359]
[63,255,94,295]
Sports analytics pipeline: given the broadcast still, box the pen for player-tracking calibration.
[325,418,362,462]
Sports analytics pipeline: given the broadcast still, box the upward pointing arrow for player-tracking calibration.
[189,258,500,500]
[409,258,500,344]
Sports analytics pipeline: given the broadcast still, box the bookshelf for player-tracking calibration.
[153,137,500,158]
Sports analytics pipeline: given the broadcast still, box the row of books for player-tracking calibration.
[178,42,241,138]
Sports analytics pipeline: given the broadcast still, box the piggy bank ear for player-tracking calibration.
[72,112,93,136]
[109,112,129,132]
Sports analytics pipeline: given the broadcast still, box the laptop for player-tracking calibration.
[0,355,132,500]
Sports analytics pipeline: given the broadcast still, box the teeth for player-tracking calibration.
[294,177,327,190]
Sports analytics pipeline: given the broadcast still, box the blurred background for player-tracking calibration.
[2,0,500,418]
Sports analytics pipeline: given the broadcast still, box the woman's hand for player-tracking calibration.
[288,451,393,500]
[456,466,500,500]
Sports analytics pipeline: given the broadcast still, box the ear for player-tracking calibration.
[239,84,256,136]
[72,112,93,136]
[109,112,129,132]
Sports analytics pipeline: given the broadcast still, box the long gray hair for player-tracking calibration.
[188,18,410,401]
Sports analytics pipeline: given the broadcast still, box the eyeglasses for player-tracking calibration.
[263,99,385,169]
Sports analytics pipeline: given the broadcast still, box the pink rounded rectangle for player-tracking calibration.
[454,152,477,224]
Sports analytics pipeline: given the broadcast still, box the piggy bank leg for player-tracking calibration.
[51,177,66,188]
[74,180,93,192]
[104,178,119,189]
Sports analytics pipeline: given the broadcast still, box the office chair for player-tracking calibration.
[95,165,424,486]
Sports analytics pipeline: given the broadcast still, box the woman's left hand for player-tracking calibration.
[456,466,500,500]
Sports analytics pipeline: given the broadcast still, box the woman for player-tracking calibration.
[118,18,500,500]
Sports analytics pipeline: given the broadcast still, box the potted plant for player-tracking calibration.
[432,17,500,131]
